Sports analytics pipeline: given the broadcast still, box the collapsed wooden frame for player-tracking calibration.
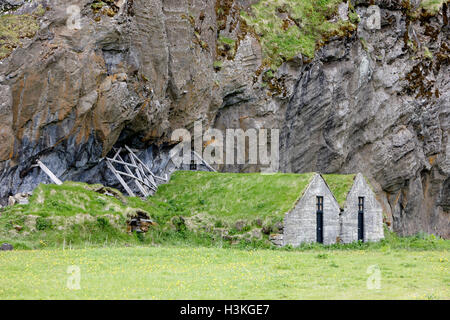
[105,145,168,197]
[32,144,216,198]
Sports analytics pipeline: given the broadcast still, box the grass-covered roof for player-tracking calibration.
[152,171,315,222]
[322,174,356,209]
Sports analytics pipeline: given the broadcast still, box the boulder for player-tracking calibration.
[234,220,246,232]
[0,243,13,251]
[8,192,31,206]
[269,234,284,247]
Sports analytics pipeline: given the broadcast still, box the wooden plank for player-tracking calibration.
[112,148,150,193]
[136,162,156,188]
[125,146,152,173]
[117,171,155,191]
[107,145,166,197]
[112,147,122,160]
[113,169,155,189]
[36,160,63,185]
[136,164,157,191]
[105,159,135,197]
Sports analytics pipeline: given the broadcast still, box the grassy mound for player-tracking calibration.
[0,181,168,249]
[3,181,161,218]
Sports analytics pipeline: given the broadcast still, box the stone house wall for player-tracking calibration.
[340,173,384,243]
[283,174,340,246]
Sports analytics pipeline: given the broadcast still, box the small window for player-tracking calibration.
[190,159,197,171]
[317,196,324,212]
[358,197,365,212]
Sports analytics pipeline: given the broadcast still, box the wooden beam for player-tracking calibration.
[113,169,155,190]
[106,145,166,197]
[121,152,155,191]
[36,160,63,185]
[138,163,157,189]
[112,147,122,161]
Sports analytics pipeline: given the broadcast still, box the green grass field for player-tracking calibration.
[0,246,448,300]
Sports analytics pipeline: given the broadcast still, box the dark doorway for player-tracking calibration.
[190,159,197,171]
[316,196,324,243]
[358,197,364,241]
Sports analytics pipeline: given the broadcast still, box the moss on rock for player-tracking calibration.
[240,0,356,70]
[0,13,40,59]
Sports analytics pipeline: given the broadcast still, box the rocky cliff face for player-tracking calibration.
[0,0,448,237]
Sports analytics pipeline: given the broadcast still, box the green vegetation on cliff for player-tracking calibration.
[0,8,43,59]
[240,0,356,69]
[420,0,447,14]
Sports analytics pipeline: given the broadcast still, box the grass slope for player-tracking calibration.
[0,172,315,249]
[0,181,169,249]
[2,181,163,218]
[0,247,448,299]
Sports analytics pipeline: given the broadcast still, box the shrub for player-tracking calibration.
[36,217,52,231]
[96,217,110,229]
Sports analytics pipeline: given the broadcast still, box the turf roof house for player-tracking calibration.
[283,174,341,246]
[332,173,385,244]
